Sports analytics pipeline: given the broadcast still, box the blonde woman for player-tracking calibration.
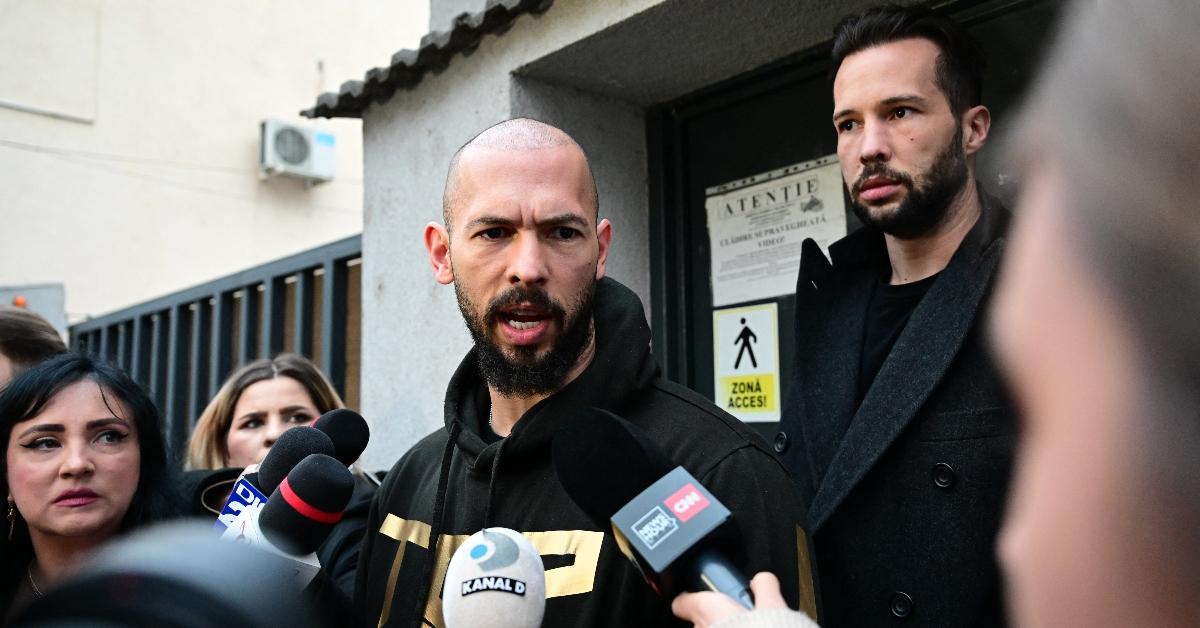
[183,353,374,599]
[186,353,345,470]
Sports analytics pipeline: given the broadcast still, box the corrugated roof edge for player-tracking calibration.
[302,0,555,119]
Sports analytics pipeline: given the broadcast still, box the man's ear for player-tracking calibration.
[595,218,613,280]
[962,104,991,157]
[424,222,455,285]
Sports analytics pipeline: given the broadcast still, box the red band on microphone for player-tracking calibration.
[279,477,344,524]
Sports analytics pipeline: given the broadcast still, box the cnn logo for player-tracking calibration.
[664,483,710,523]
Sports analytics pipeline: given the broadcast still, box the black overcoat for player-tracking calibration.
[777,193,1017,627]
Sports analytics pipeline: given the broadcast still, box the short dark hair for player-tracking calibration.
[0,307,67,377]
[0,353,176,602]
[831,4,986,118]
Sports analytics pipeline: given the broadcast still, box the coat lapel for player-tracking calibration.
[793,255,872,488]
[807,201,1008,531]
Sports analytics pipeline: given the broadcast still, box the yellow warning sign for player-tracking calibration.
[713,303,780,422]
[718,375,777,412]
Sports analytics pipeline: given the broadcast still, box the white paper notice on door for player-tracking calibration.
[704,154,846,307]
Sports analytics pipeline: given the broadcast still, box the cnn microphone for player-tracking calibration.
[552,407,754,609]
[442,528,546,628]
[214,426,335,532]
[312,408,370,466]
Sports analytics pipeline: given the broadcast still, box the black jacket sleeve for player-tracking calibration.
[701,445,819,621]
[316,475,377,599]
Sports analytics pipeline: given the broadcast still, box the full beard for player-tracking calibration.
[455,281,597,397]
[849,126,970,240]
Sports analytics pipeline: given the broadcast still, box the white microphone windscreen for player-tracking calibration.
[443,528,546,628]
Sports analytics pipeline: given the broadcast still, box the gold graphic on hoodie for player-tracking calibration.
[378,515,606,628]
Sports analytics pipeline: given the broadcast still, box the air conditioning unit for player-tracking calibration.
[259,119,335,184]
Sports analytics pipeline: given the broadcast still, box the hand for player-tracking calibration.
[671,572,789,627]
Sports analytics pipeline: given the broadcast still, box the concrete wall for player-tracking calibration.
[356,0,898,468]
[0,0,429,322]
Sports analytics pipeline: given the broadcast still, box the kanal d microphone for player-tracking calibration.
[442,528,546,628]
[312,408,370,466]
[552,407,754,608]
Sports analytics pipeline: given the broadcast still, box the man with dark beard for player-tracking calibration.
[773,6,1017,628]
[355,118,815,627]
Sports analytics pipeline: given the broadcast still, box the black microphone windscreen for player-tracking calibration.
[312,408,370,466]
[551,407,676,525]
[257,426,335,496]
[260,453,354,555]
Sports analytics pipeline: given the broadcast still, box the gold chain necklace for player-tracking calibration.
[26,564,43,598]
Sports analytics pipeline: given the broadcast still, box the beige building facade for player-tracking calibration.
[0,0,428,322]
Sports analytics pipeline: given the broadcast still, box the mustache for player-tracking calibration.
[485,286,566,323]
[851,163,915,196]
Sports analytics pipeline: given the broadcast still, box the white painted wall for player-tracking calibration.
[0,0,429,321]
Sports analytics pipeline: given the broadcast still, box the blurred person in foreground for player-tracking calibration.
[181,352,374,598]
[0,307,67,388]
[0,352,174,620]
[356,118,811,627]
[992,0,1200,625]
[675,0,1200,625]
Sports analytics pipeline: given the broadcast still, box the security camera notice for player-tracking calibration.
[705,155,846,307]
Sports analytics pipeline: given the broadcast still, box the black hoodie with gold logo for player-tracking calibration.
[355,278,816,628]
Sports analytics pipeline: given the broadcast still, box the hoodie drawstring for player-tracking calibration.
[410,420,461,628]
[482,439,506,528]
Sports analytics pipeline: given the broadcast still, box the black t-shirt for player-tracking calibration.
[857,272,940,403]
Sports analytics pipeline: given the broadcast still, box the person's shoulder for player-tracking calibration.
[641,379,780,464]
[376,427,450,494]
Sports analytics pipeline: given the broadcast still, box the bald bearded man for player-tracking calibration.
[355,118,814,628]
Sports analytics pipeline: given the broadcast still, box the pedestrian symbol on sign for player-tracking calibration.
[734,318,757,369]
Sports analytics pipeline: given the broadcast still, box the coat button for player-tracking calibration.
[773,431,789,454]
[890,591,913,619]
[932,462,956,489]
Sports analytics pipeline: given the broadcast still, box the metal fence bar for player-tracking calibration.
[210,291,233,399]
[189,300,212,422]
[262,276,286,357]
[320,259,348,394]
[130,315,149,387]
[148,313,168,409]
[294,269,314,355]
[115,322,127,371]
[238,286,259,366]
[164,304,191,459]
[98,325,110,362]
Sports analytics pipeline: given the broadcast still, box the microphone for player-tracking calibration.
[214,426,335,532]
[260,453,355,555]
[312,408,370,466]
[552,407,754,609]
[442,528,546,628]
[257,426,336,495]
[219,453,354,586]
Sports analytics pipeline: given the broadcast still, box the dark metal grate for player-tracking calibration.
[70,235,362,462]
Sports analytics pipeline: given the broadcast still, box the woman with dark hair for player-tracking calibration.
[1,352,174,618]
[0,307,67,388]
